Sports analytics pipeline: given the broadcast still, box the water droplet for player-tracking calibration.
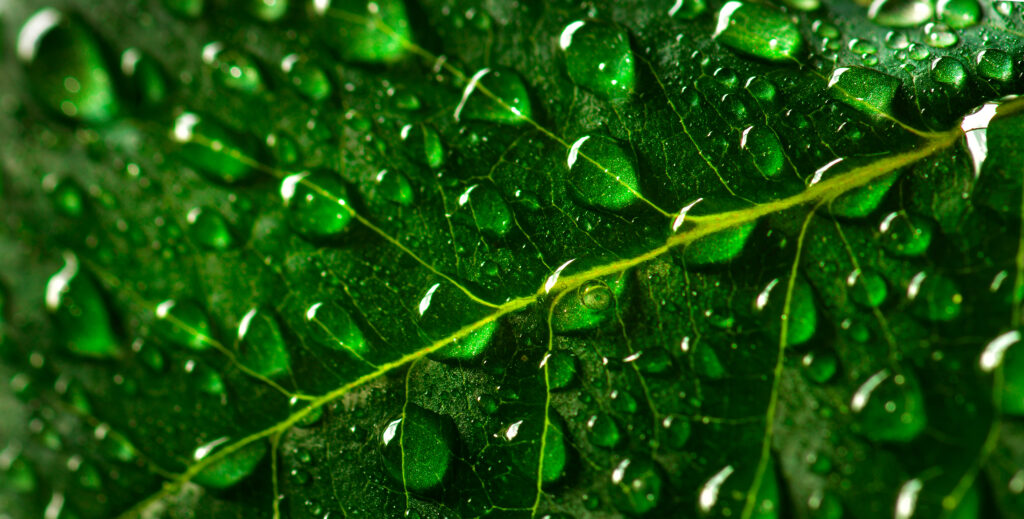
[281,170,354,238]
[851,369,926,442]
[868,0,934,27]
[802,349,838,383]
[187,207,234,251]
[662,415,692,449]
[545,351,578,390]
[931,56,966,89]
[280,53,331,101]
[457,184,512,237]
[236,307,291,377]
[908,43,931,61]
[566,135,642,211]
[610,458,663,515]
[164,0,203,17]
[172,112,259,183]
[47,178,85,218]
[399,123,444,168]
[936,0,981,28]
[193,438,267,488]
[120,48,169,108]
[906,271,962,321]
[669,0,708,18]
[313,0,412,63]
[849,38,878,55]
[923,22,958,48]
[155,299,215,350]
[552,275,627,333]
[678,199,756,265]
[17,9,119,123]
[290,397,324,427]
[380,404,458,491]
[828,66,900,116]
[586,414,621,448]
[713,1,804,62]
[559,20,635,100]
[976,49,1013,81]
[417,282,497,360]
[878,211,932,256]
[754,275,818,346]
[202,42,265,94]
[304,301,367,356]
[248,0,288,21]
[847,268,888,307]
[745,76,777,103]
[740,126,784,178]
[454,68,532,124]
[374,169,414,206]
[45,253,119,358]
[980,330,1024,415]
[782,0,820,11]
[885,31,910,49]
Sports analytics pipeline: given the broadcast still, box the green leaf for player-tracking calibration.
[2,0,1024,518]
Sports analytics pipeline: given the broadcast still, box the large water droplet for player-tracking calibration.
[868,0,934,27]
[678,199,756,265]
[400,124,444,168]
[847,268,888,308]
[828,66,900,117]
[976,49,1013,82]
[417,282,497,360]
[754,275,818,346]
[980,330,1024,415]
[566,135,642,211]
[187,207,235,251]
[202,42,265,94]
[280,170,354,238]
[172,112,259,183]
[931,56,966,89]
[906,271,962,321]
[454,68,532,125]
[155,299,215,350]
[713,1,804,62]
[552,275,627,333]
[312,0,411,63]
[851,369,926,442]
[193,438,267,488]
[380,404,458,491]
[586,413,621,448]
[559,20,635,100]
[120,48,169,108]
[17,9,119,123]
[236,307,291,377]
[456,184,512,237]
[45,253,120,358]
[374,169,414,206]
[923,22,959,48]
[878,211,932,256]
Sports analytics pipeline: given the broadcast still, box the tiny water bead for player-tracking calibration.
[851,369,926,442]
[828,66,900,117]
[976,49,1014,82]
[566,135,642,212]
[186,207,235,251]
[551,275,627,333]
[45,254,119,358]
[931,56,966,89]
[172,112,258,183]
[17,9,119,123]
[454,68,532,125]
[399,124,444,168]
[193,438,267,489]
[236,307,291,377]
[936,0,981,29]
[304,301,367,356]
[380,404,458,492]
[416,282,497,360]
[867,0,934,27]
[713,1,804,62]
[280,53,332,102]
[740,125,785,178]
[558,20,635,100]
[154,299,215,350]
[280,170,354,238]
[312,0,412,63]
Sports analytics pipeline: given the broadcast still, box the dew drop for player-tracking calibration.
[312,0,412,63]
[931,56,966,89]
[186,207,235,251]
[399,123,444,168]
[154,299,215,351]
[304,301,367,356]
[559,20,635,100]
[566,135,642,211]
[202,42,265,94]
[851,369,926,442]
[45,253,119,358]
[878,211,932,256]
[417,282,497,360]
[236,307,291,377]
[827,66,900,117]
[586,414,621,448]
[552,275,627,333]
[280,53,332,101]
[976,49,1014,81]
[374,169,414,206]
[740,125,784,178]
[454,68,532,125]
[280,170,354,238]
[867,0,934,28]
[713,1,804,62]
[610,458,663,515]
[172,112,259,183]
[936,0,981,28]
[193,438,267,489]
[380,404,457,491]
[923,22,959,48]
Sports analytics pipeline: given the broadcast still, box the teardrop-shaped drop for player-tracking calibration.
[566,135,642,211]
[454,68,532,125]
[559,20,635,99]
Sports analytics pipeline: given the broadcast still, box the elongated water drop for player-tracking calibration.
[312,0,411,63]
[281,170,354,238]
[18,9,118,123]
[46,253,119,358]
[172,112,259,183]
[120,48,168,108]
[937,0,980,28]
[566,135,642,211]
[924,22,958,48]
[236,307,291,377]
[713,1,804,62]
[400,124,444,168]
[678,198,756,265]
[878,211,932,256]
[249,0,288,21]
[610,458,663,515]
[454,68,532,125]
[559,20,635,100]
